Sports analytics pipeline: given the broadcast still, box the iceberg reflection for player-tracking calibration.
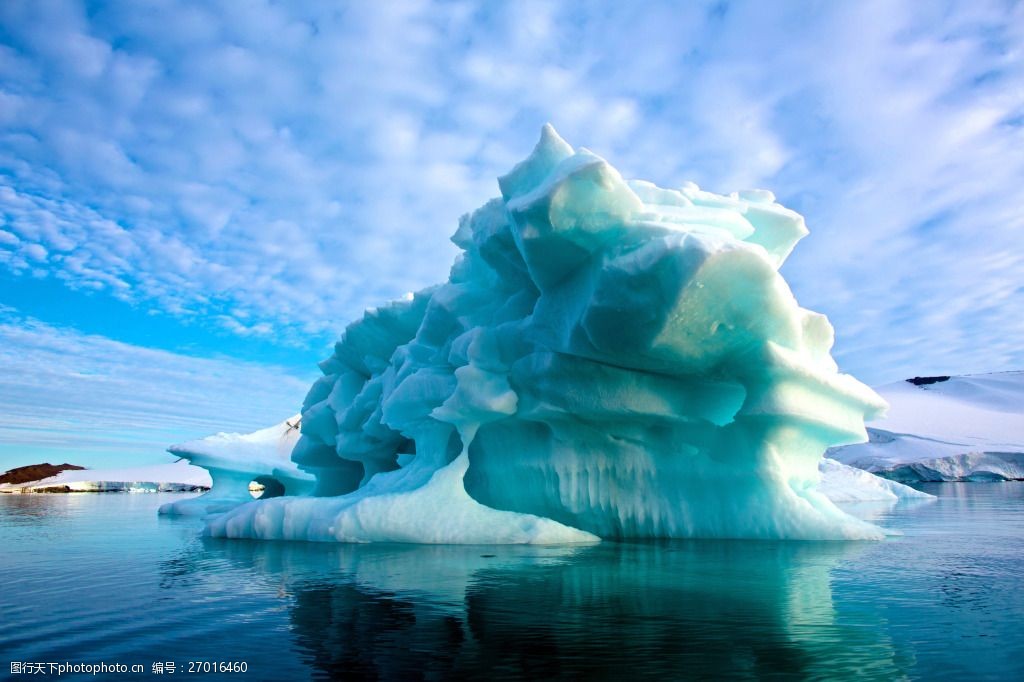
[185,538,913,679]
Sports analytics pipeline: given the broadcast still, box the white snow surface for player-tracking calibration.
[831,372,1024,481]
[168,416,307,472]
[0,460,210,492]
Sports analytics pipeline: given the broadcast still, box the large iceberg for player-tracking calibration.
[207,125,890,543]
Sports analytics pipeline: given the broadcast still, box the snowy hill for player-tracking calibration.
[831,372,1024,482]
[0,460,210,493]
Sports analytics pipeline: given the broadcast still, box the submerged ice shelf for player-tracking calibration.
[196,125,904,543]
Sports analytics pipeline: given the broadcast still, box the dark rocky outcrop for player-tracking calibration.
[906,376,950,386]
[0,463,85,485]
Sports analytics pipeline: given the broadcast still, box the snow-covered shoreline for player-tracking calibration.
[0,460,211,494]
[831,372,1024,482]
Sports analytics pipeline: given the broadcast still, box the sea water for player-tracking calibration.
[1,484,1022,680]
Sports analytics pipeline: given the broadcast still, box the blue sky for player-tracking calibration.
[1,0,1022,470]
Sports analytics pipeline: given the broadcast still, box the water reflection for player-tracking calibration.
[834,495,935,525]
[5,488,1018,679]
[170,539,912,680]
[0,492,78,525]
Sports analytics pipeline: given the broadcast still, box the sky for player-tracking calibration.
[0,0,1022,470]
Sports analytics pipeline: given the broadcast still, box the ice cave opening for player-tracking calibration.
[249,476,286,500]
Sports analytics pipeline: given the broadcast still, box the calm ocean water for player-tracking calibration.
[1,484,1022,681]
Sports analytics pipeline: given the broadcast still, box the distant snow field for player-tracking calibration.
[0,460,210,493]
[831,372,1024,482]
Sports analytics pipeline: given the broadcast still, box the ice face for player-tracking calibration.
[206,125,888,543]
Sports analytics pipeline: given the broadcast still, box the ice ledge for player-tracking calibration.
[158,417,315,516]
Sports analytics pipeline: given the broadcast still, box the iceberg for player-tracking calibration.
[831,372,1024,481]
[206,125,891,543]
[158,417,315,516]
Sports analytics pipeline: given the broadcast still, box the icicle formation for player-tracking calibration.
[207,125,888,543]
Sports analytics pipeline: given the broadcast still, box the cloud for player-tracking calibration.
[0,0,1021,384]
[0,309,313,469]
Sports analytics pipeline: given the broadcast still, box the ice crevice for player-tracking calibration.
[202,124,901,543]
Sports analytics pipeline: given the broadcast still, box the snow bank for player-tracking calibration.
[831,372,1024,481]
[0,460,210,493]
[207,125,890,543]
[158,417,315,516]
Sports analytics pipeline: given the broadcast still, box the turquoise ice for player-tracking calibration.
[207,125,888,543]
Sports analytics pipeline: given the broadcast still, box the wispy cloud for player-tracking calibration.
[0,309,312,469]
[0,0,1021,386]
